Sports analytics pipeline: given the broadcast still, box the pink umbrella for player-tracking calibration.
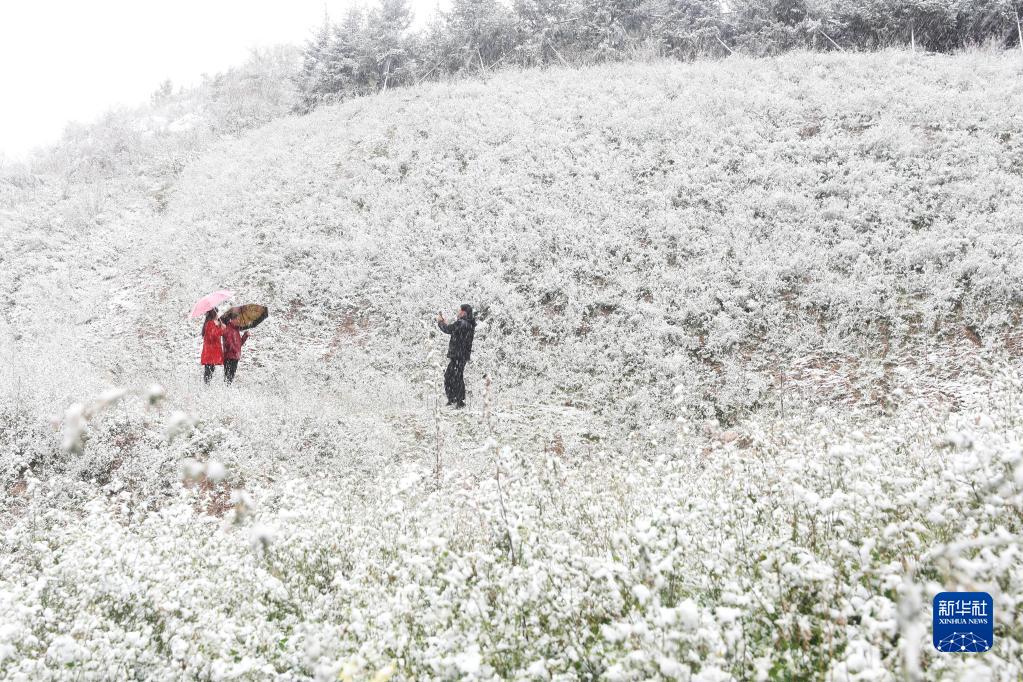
[189,290,234,319]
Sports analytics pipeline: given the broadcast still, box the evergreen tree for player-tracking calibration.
[295,16,335,113]
[953,0,1017,48]
[642,0,725,59]
[512,0,577,66]
[327,7,371,97]
[366,0,417,89]
[292,0,1023,115]
[726,0,819,54]
[444,0,517,71]
[576,0,648,60]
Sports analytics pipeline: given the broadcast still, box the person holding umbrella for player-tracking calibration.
[220,315,250,385]
[191,290,234,385]
[191,291,267,386]
[200,309,225,384]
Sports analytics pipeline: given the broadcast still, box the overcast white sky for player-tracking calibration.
[0,0,446,160]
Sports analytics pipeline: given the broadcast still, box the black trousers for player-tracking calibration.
[224,359,239,384]
[203,364,216,384]
[444,358,466,405]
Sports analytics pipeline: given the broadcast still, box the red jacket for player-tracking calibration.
[200,320,224,365]
[222,323,249,360]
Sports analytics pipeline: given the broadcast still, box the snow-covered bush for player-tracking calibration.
[1,373,1021,679]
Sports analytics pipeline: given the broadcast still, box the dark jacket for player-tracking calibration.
[222,323,249,360]
[439,316,475,362]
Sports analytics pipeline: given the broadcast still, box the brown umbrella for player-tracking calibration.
[220,304,269,330]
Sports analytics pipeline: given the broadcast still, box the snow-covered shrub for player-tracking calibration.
[1,373,1021,679]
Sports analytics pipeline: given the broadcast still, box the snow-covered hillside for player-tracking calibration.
[6,51,1023,427]
[1,51,1022,679]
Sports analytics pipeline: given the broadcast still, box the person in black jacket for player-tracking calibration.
[436,304,476,408]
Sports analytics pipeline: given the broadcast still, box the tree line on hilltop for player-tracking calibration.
[295,0,1023,111]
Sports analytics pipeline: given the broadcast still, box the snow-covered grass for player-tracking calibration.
[2,50,1023,679]
[2,373,1021,679]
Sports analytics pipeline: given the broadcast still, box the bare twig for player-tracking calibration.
[495,456,517,566]
[485,375,516,565]
[433,399,443,482]
[415,62,440,86]
[818,28,844,52]
[546,40,570,67]
[778,367,786,419]
[714,34,735,55]
[1016,8,1023,54]
[484,375,493,435]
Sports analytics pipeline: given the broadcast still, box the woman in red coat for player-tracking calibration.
[200,310,224,384]
[221,318,249,385]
